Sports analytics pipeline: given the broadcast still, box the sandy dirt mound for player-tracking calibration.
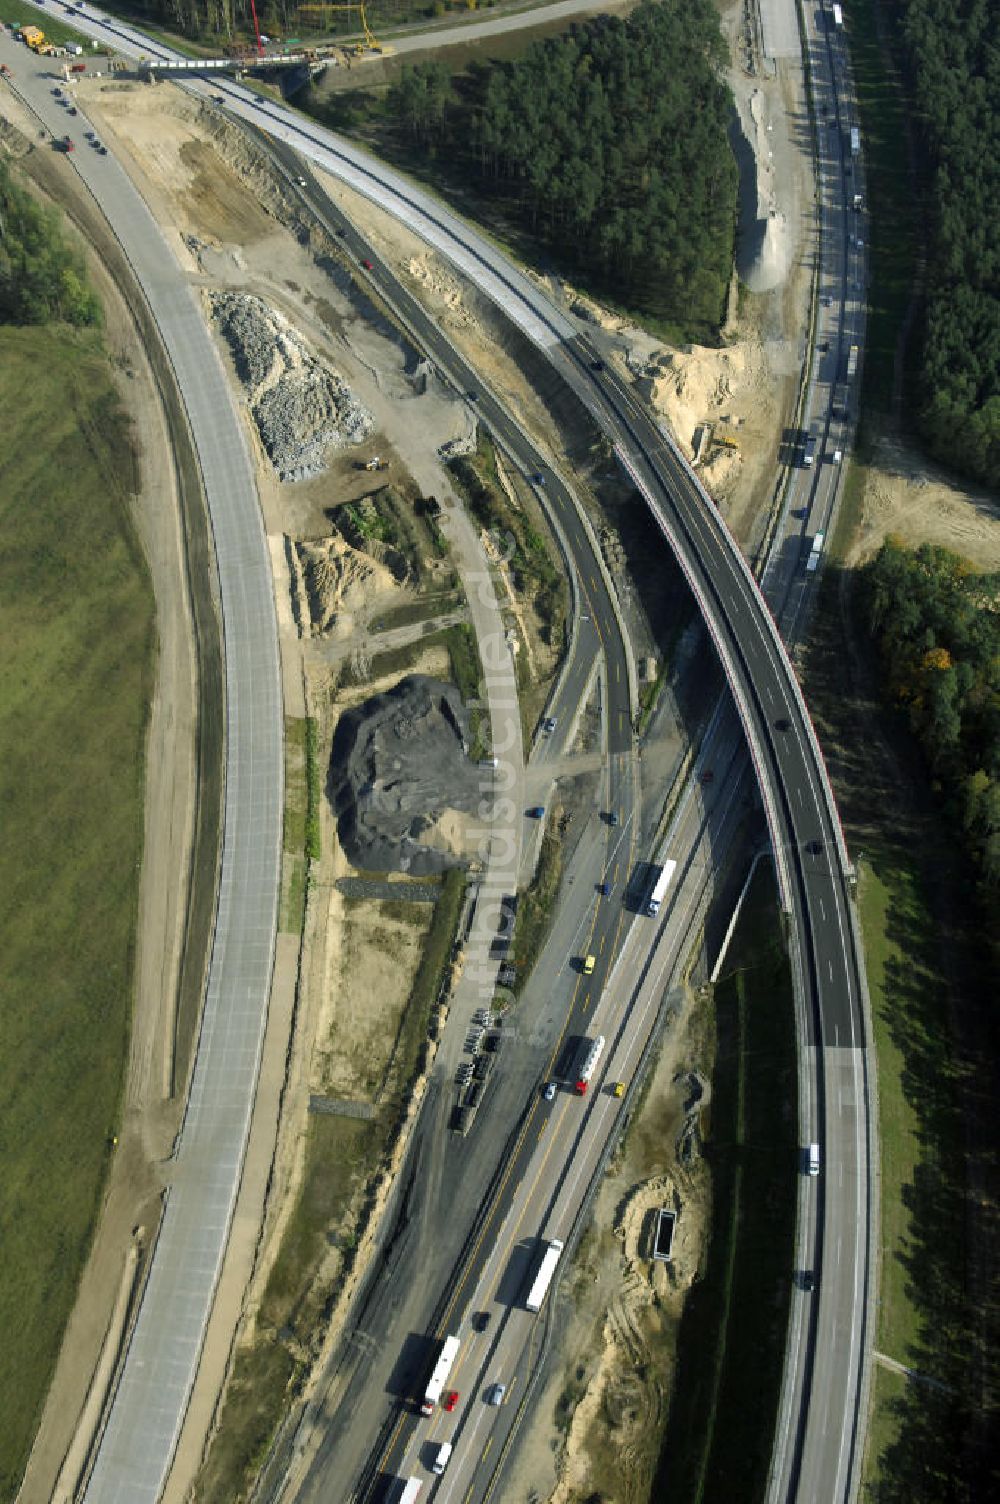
[293,534,402,638]
[736,88,795,293]
[551,1170,701,1504]
[405,252,472,325]
[635,337,770,471]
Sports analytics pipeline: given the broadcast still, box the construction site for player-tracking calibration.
[2,0,998,1501]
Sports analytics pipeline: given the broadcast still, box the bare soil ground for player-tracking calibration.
[848,427,1000,572]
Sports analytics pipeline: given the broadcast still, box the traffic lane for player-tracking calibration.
[374,829,634,1480]
[734,627,859,1045]
[439,713,747,1503]
[379,998,618,1491]
[631,426,852,926]
[470,774,753,1504]
[801,1046,869,1501]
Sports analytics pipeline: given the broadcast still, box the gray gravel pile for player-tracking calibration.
[209,291,373,482]
[330,675,486,876]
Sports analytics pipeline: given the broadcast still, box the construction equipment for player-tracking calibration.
[714,434,740,452]
[22,25,52,53]
[298,3,384,54]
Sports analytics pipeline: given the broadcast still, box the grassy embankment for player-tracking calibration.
[652,868,797,1503]
[195,867,466,1500]
[0,328,155,1499]
[280,716,323,934]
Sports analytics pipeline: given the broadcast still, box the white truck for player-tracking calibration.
[574,1035,605,1095]
[646,859,678,917]
[389,1478,422,1503]
[420,1335,460,1415]
[526,1238,564,1312]
[806,533,825,574]
[850,124,861,157]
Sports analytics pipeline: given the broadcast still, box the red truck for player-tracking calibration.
[61,135,75,152]
[70,61,86,71]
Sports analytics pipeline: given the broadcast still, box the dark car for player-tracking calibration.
[590,358,605,371]
[802,1270,816,1292]
[599,881,611,897]
[473,1311,492,1333]
[606,810,619,826]
[527,806,545,819]
[529,471,545,486]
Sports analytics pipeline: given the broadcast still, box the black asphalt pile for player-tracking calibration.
[330,675,485,876]
[208,290,373,481]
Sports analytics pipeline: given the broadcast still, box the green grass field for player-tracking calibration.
[0,327,155,1499]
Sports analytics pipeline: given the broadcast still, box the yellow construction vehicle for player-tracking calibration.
[715,434,740,451]
[22,25,48,52]
[297,2,384,54]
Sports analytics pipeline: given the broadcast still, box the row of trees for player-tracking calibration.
[0,162,101,327]
[386,1,736,331]
[891,0,1000,486]
[864,539,1000,883]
